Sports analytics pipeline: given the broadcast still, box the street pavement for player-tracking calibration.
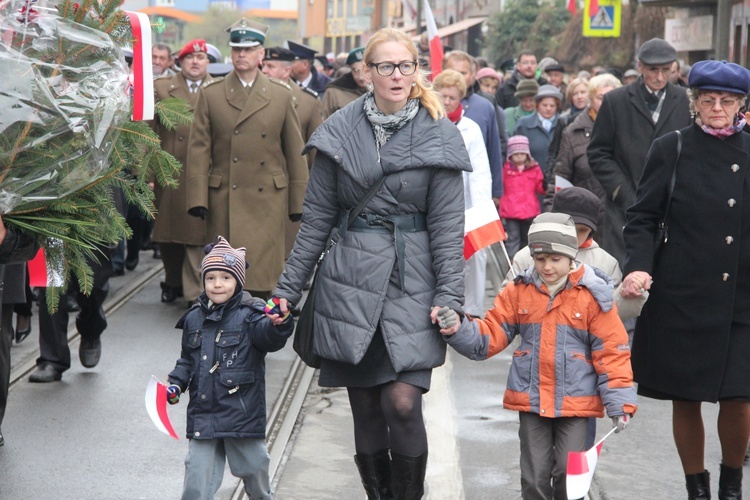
[2,249,749,499]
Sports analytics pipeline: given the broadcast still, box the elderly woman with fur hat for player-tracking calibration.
[622,60,750,500]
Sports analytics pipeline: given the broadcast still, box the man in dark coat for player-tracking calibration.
[288,40,331,99]
[587,38,691,265]
[495,49,547,109]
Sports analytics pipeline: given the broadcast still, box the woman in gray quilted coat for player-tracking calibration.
[274,28,471,499]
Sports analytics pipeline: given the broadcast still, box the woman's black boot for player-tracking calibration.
[686,470,711,500]
[354,449,393,499]
[391,451,427,500]
[718,463,743,500]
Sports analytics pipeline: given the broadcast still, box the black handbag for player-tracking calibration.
[654,130,681,255]
[294,177,387,368]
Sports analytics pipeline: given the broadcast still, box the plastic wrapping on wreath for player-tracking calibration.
[0,1,130,214]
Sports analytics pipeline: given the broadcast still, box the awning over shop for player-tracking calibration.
[411,17,487,41]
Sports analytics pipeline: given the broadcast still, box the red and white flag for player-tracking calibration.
[124,11,154,121]
[567,0,577,14]
[145,376,179,440]
[27,246,65,288]
[464,198,507,261]
[566,427,616,499]
[586,0,600,16]
[423,0,443,80]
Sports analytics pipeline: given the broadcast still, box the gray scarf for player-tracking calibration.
[363,92,420,152]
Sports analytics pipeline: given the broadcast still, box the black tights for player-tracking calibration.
[347,381,427,457]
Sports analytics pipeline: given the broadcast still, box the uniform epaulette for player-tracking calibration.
[302,86,319,98]
[269,77,291,90]
[203,77,224,87]
[154,75,171,81]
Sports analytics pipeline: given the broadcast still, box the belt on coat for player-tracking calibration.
[345,212,427,291]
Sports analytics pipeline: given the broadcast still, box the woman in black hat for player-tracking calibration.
[622,60,750,500]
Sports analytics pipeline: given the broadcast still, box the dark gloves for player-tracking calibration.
[289,213,302,222]
[166,384,181,405]
[188,207,207,220]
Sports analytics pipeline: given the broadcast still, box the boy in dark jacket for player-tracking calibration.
[166,236,293,500]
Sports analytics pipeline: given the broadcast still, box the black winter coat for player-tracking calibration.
[168,292,293,439]
[588,78,691,264]
[624,124,750,401]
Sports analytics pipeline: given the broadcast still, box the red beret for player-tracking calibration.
[177,39,208,60]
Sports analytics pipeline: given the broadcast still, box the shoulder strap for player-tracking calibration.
[663,130,681,220]
[346,176,386,229]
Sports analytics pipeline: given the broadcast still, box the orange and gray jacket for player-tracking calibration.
[446,263,637,419]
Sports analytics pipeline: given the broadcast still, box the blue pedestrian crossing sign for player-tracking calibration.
[583,0,621,38]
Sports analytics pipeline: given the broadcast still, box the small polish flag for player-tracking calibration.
[124,11,154,121]
[27,246,65,288]
[464,198,507,261]
[567,0,576,14]
[145,376,179,440]
[587,0,600,16]
[423,0,443,80]
[566,427,616,499]
[555,175,574,193]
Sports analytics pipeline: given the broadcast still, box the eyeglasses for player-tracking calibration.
[368,61,418,76]
[698,97,740,109]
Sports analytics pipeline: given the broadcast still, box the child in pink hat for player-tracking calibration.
[500,135,545,258]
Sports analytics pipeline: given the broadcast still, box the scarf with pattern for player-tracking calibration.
[696,113,747,139]
[363,92,420,151]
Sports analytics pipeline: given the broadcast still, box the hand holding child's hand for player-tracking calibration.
[430,306,460,336]
[264,296,291,326]
[621,271,652,299]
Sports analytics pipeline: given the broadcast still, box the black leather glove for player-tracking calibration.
[188,207,207,220]
[289,213,302,222]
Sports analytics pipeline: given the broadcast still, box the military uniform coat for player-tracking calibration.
[587,78,691,264]
[186,71,309,291]
[623,124,750,402]
[152,73,208,246]
[321,72,366,118]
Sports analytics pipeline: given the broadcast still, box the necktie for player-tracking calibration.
[189,83,198,94]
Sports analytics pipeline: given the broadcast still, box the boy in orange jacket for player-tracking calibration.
[433,212,637,500]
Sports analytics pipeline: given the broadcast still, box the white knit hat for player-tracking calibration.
[527,213,578,259]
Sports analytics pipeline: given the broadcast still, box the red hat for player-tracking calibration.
[177,39,208,60]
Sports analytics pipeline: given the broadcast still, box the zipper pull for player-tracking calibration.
[228,385,239,394]
[209,361,220,374]
[215,330,222,343]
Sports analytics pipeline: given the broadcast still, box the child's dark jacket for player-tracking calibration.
[168,291,293,440]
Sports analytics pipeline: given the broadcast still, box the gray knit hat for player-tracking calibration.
[201,236,247,288]
[527,213,578,259]
[514,78,539,98]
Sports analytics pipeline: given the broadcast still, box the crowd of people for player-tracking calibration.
[2,16,749,500]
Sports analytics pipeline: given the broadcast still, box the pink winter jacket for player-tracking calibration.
[499,161,545,220]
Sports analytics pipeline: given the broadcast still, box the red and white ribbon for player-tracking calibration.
[124,11,154,121]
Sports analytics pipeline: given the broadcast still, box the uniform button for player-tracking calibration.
[723,273,730,281]
[726,236,734,244]
[260,160,265,166]
[258,187,263,192]
[261,132,267,138]
[233,157,239,163]
[178,136,184,141]
[202,355,207,360]
[728,199,736,207]
[232,184,237,190]
[234,130,239,135]
[731,164,740,172]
